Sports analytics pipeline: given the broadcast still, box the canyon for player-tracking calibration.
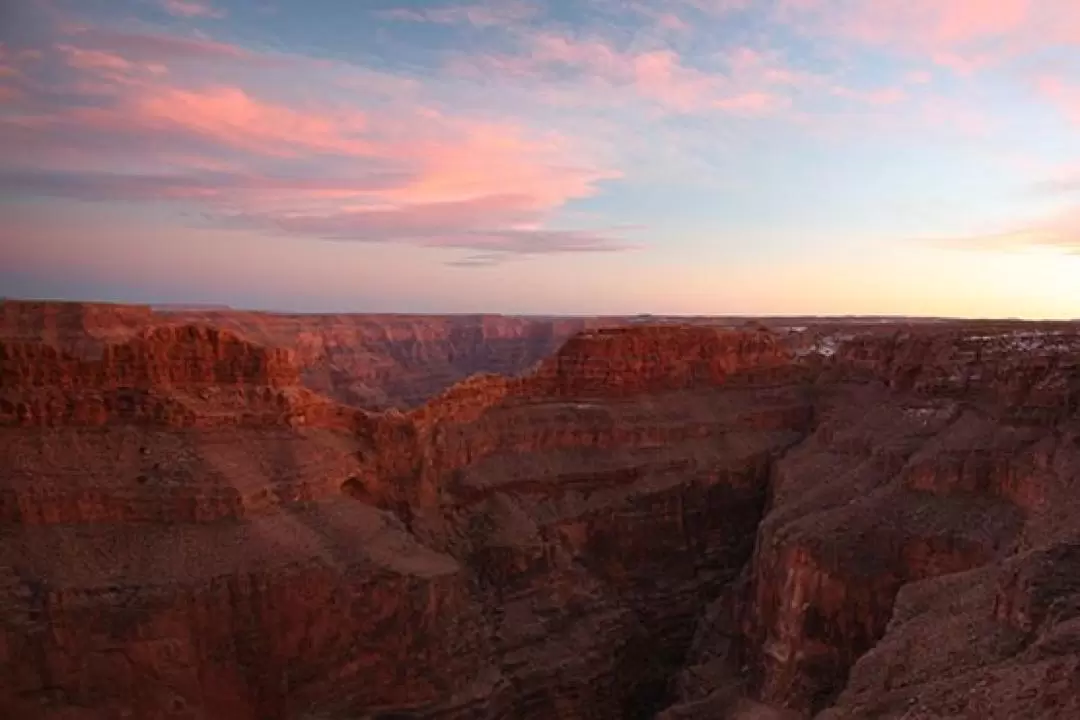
[2,299,1079,719]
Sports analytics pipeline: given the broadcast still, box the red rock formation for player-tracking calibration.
[164,308,623,409]
[1,300,628,411]
[3,301,1080,720]
[662,326,1080,718]
[0,318,372,430]
[527,326,797,397]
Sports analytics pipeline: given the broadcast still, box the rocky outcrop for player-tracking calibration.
[164,309,623,409]
[662,326,1080,719]
[527,326,798,397]
[0,317,369,430]
[0,300,625,411]
[827,328,1080,422]
[3,302,1080,720]
[1,324,299,389]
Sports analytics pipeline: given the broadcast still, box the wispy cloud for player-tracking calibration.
[776,0,1080,72]
[62,26,255,62]
[1037,76,1080,126]
[378,1,539,28]
[1032,169,1080,195]
[230,197,635,261]
[6,0,1080,288]
[929,208,1080,254]
[829,84,906,105]
[1,21,627,262]
[452,33,802,116]
[445,253,507,267]
[0,168,410,202]
[161,0,225,19]
[119,85,373,157]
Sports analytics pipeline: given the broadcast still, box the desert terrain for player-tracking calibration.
[2,299,1079,719]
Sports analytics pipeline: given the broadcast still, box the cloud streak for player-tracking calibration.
[161,0,225,19]
[378,1,539,27]
[0,23,628,262]
[930,207,1080,255]
[1037,77,1080,126]
[5,0,1079,286]
[63,27,254,61]
[451,33,807,116]
[777,0,1080,72]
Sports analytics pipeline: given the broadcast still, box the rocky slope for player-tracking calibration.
[2,301,1080,719]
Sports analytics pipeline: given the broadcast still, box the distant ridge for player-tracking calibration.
[152,303,236,312]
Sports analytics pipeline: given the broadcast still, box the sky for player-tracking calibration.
[1,0,1079,317]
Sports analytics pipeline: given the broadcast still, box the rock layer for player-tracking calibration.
[2,302,1080,719]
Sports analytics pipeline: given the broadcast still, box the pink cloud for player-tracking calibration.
[246,194,634,258]
[466,33,803,116]
[377,114,618,208]
[1037,77,1080,126]
[54,43,169,81]
[777,0,1080,72]
[656,13,690,31]
[55,44,133,72]
[121,86,373,157]
[531,34,624,74]
[161,0,225,19]
[830,84,907,105]
[0,43,38,79]
[0,35,625,261]
[632,50,715,112]
[62,27,254,62]
[713,91,790,113]
[830,0,1029,47]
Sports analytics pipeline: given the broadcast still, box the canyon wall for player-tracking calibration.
[1,300,625,411]
[164,308,623,410]
[2,301,1080,719]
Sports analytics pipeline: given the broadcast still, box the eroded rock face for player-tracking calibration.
[662,327,1080,719]
[160,308,623,410]
[0,303,816,720]
[3,302,1080,720]
[1,300,628,411]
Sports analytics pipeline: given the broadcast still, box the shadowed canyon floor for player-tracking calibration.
[2,300,1080,719]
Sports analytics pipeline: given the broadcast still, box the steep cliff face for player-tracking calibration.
[0,306,817,720]
[3,303,1080,720]
[0,321,366,430]
[0,312,486,719]
[661,326,1080,718]
[367,327,816,718]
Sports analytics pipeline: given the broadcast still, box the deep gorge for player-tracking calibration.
[2,301,1080,719]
